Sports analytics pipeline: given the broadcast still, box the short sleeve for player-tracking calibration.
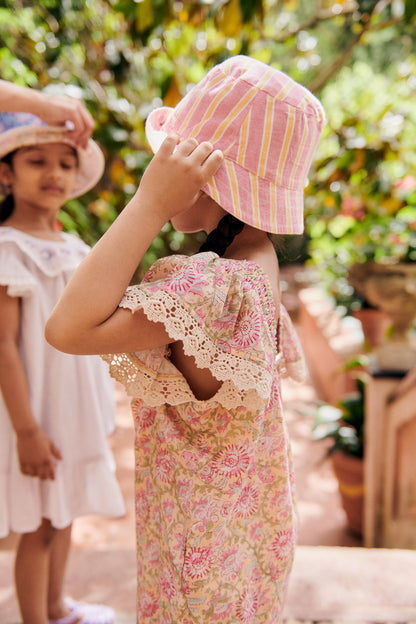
[103,253,279,403]
[278,305,306,383]
[0,241,36,297]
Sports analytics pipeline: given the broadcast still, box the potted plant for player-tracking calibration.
[304,63,416,351]
[311,373,366,536]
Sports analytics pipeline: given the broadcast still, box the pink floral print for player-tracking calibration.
[109,253,304,623]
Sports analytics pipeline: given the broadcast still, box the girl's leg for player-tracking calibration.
[47,523,74,620]
[14,518,57,624]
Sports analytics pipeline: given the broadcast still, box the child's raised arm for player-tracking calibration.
[45,136,223,356]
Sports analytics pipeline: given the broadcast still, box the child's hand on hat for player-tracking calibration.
[33,92,95,150]
[138,134,223,223]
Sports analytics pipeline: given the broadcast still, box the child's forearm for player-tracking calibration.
[48,194,165,338]
[46,137,223,352]
[0,338,38,435]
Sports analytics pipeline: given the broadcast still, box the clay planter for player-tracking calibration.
[352,308,390,350]
[331,450,364,536]
[348,262,416,370]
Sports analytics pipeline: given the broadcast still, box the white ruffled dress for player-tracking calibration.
[0,227,125,537]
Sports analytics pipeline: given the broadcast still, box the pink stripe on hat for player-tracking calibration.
[145,55,325,234]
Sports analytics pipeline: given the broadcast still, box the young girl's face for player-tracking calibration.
[2,143,78,212]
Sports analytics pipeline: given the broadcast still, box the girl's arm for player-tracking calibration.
[0,79,94,148]
[0,286,62,480]
[46,136,223,356]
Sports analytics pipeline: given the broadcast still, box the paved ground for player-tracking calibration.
[0,374,366,623]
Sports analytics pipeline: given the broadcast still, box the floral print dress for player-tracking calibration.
[103,252,305,624]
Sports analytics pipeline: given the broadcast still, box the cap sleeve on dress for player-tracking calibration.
[0,241,37,297]
[103,253,279,403]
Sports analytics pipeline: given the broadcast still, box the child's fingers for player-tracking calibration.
[20,463,36,477]
[38,461,55,481]
[175,137,199,156]
[158,134,180,155]
[51,442,62,461]
[201,148,224,178]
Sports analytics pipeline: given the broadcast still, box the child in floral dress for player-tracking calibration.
[46,56,325,623]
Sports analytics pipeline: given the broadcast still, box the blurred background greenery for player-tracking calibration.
[1,0,415,285]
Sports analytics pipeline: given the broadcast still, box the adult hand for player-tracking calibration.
[16,426,62,480]
[34,92,95,149]
[0,80,95,149]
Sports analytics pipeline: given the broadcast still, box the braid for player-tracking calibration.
[198,213,245,257]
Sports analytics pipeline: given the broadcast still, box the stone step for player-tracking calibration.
[285,546,416,622]
[1,546,416,623]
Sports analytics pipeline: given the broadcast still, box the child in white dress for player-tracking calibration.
[0,112,124,624]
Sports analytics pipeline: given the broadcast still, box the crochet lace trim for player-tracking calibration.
[101,351,265,410]
[119,287,274,400]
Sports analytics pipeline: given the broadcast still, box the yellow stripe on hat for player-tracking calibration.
[178,71,227,135]
[184,80,235,138]
[210,67,275,146]
[237,110,250,165]
[285,187,292,232]
[258,96,274,179]
[251,172,260,229]
[275,79,294,102]
[270,181,277,233]
[210,86,258,145]
[289,114,309,189]
[207,177,220,205]
[226,160,241,220]
[298,119,320,186]
[275,105,295,184]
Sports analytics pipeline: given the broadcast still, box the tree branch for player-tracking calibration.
[307,0,401,92]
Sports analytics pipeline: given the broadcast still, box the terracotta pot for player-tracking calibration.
[331,450,364,536]
[352,308,390,350]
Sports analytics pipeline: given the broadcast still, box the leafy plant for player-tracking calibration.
[311,376,366,459]
[305,60,416,308]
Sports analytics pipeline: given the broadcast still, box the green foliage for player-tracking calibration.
[1,0,416,278]
[305,60,416,305]
[312,376,366,459]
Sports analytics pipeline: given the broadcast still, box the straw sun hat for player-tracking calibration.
[0,112,104,199]
[145,55,325,235]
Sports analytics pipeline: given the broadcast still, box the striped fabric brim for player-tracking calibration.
[145,56,325,234]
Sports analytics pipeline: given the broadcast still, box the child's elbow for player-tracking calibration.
[45,316,77,354]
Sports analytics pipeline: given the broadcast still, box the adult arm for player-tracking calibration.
[46,136,223,356]
[0,79,94,148]
[0,286,61,479]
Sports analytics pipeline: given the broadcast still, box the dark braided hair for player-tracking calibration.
[198,213,245,257]
[0,151,16,223]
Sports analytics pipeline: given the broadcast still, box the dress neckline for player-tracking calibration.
[0,225,67,244]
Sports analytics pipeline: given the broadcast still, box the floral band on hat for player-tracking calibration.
[145,55,325,235]
[0,112,104,199]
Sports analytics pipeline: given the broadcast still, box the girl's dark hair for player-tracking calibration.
[0,151,16,223]
[198,213,245,257]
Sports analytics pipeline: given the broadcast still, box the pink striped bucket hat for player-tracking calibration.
[145,55,325,234]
